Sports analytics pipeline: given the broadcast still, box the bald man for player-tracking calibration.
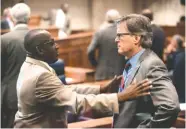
[14,29,152,128]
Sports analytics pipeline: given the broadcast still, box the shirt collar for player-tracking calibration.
[127,48,145,68]
[25,57,56,75]
[13,24,28,30]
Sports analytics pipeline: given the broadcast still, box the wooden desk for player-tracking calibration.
[56,32,94,68]
[65,66,95,83]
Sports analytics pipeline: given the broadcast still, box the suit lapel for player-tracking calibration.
[125,49,152,87]
[125,63,140,88]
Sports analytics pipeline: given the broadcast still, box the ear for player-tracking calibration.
[36,46,44,55]
[133,35,141,45]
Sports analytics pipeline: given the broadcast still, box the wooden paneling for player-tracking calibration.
[161,25,177,37]
[1,26,59,39]
[160,25,185,37]
[28,15,41,27]
[56,32,94,68]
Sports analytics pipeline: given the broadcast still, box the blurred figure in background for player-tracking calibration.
[172,51,185,103]
[142,9,166,60]
[99,9,120,30]
[1,7,14,30]
[1,3,31,128]
[165,34,184,72]
[55,3,71,38]
[87,9,126,81]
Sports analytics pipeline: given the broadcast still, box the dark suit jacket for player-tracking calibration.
[1,24,29,109]
[173,51,185,103]
[113,49,180,128]
[151,24,165,60]
[87,24,126,80]
[49,59,66,84]
[1,19,10,30]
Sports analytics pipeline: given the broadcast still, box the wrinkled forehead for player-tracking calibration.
[116,22,129,33]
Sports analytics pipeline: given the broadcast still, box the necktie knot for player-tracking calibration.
[125,62,131,73]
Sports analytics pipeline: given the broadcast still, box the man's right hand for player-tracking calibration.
[117,79,152,102]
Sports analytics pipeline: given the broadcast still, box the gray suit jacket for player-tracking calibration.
[113,49,180,128]
[14,57,119,128]
[87,24,126,81]
[1,24,29,109]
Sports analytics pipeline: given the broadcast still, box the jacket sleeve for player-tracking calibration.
[1,37,7,79]
[35,71,119,115]
[138,59,180,128]
[87,31,100,66]
[67,83,101,95]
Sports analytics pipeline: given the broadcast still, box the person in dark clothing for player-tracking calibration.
[142,9,166,60]
[113,14,180,128]
[1,3,31,128]
[173,51,185,103]
[87,9,126,81]
[166,34,184,71]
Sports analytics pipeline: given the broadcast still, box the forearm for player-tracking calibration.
[76,93,119,115]
[68,84,101,95]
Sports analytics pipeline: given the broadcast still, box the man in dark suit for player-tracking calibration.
[173,51,185,103]
[87,9,126,81]
[1,3,31,128]
[142,9,166,60]
[113,14,180,128]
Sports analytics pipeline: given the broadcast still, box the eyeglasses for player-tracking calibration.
[116,33,133,38]
[116,32,152,40]
[116,33,132,39]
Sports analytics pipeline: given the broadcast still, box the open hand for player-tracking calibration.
[118,79,152,102]
[100,75,122,93]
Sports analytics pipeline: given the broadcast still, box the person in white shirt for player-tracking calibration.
[55,3,70,38]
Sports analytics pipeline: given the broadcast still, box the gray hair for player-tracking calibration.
[11,3,31,24]
[105,9,120,23]
[117,14,153,48]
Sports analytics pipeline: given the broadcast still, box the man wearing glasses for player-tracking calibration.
[14,29,153,128]
[113,14,180,128]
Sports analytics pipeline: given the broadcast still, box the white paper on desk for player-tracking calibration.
[180,103,186,111]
